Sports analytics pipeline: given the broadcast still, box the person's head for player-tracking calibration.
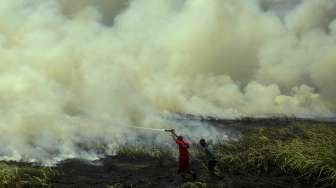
[199,138,207,147]
[177,136,183,141]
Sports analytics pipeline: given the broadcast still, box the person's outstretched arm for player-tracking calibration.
[171,130,178,141]
[166,129,178,141]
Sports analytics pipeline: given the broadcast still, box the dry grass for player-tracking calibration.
[215,124,336,186]
[0,163,55,187]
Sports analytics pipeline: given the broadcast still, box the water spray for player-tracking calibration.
[127,126,164,132]
[100,114,175,133]
[127,126,174,133]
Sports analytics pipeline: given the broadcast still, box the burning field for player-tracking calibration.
[0,0,336,187]
[1,117,336,187]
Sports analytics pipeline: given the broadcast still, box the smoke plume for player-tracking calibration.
[0,0,335,163]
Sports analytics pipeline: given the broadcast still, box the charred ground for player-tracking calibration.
[1,117,336,188]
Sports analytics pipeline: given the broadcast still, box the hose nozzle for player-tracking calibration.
[164,129,174,133]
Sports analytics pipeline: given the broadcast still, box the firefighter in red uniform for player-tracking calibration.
[167,129,196,179]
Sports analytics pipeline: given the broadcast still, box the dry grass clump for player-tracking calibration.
[117,145,172,158]
[215,124,336,186]
[0,163,55,187]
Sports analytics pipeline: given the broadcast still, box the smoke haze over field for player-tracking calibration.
[0,0,335,163]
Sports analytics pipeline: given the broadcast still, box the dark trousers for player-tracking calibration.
[208,159,217,174]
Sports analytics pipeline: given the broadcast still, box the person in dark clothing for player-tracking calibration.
[199,138,217,175]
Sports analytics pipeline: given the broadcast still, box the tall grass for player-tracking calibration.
[215,124,336,186]
[0,163,55,187]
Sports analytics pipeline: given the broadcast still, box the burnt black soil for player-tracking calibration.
[49,155,310,188]
[51,155,177,188]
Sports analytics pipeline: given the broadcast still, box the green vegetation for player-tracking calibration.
[215,124,336,186]
[117,145,149,158]
[0,163,55,187]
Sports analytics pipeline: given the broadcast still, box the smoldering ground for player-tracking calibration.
[0,0,335,164]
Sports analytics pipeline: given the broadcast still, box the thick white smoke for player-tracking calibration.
[0,0,335,163]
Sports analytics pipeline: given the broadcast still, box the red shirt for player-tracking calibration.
[176,140,189,158]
